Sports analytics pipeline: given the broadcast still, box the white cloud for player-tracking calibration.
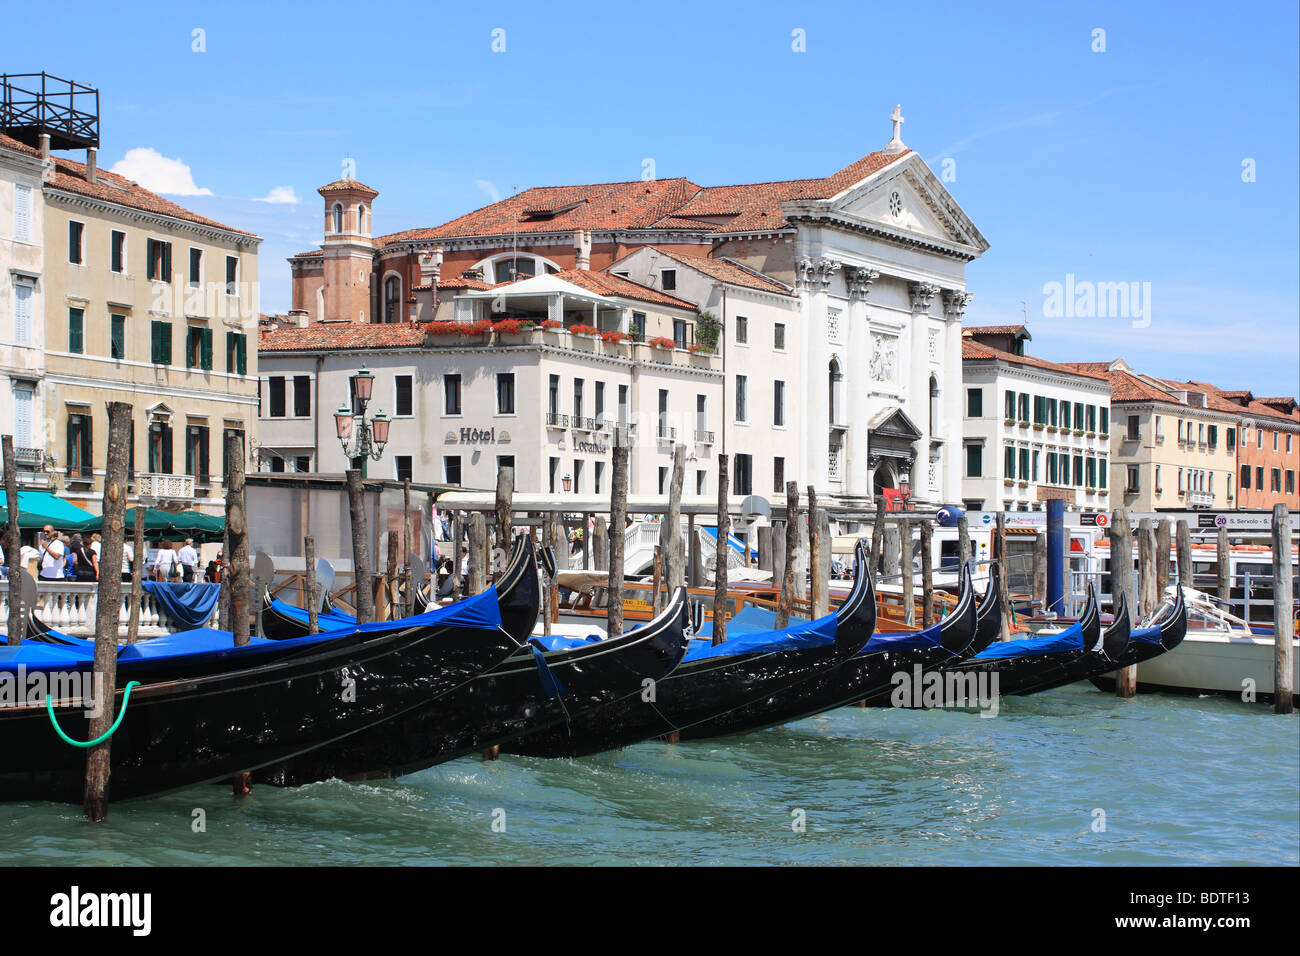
[109,147,213,196]
[256,185,300,204]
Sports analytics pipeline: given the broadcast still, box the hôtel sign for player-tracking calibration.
[445,428,511,445]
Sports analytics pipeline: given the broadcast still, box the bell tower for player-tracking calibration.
[318,177,379,322]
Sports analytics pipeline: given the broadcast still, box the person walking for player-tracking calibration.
[178,538,198,583]
[153,541,176,582]
[38,526,66,580]
[69,533,98,582]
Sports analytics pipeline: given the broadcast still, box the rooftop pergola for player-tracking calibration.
[460,275,626,331]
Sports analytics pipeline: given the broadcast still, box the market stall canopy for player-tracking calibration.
[0,491,97,531]
[83,508,225,543]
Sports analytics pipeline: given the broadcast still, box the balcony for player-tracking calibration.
[545,412,570,429]
[695,429,715,445]
[1188,491,1214,509]
[13,446,43,467]
[136,472,194,501]
[657,424,676,442]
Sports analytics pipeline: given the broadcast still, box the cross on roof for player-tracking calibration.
[890,104,904,142]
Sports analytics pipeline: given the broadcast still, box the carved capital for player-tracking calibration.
[797,256,841,292]
[909,281,940,313]
[848,267,880,300]
[942,289,972,322]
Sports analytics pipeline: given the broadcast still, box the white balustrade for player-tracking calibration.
[0,579,218,639]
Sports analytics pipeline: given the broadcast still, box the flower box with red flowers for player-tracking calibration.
[648,336,676,350]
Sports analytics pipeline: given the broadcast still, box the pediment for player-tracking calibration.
[868,405,922,441]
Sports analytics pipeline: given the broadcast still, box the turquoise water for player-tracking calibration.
[3,685,1296,866]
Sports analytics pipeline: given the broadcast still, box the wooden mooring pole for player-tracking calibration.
[712,454,729,645]
[127,504,145,644]
[1138,518,1157,621]
[808,486,828,619]
[995,512,1010,640]
[776,482,799,629]
[304,534,319,634]
[345,468,375,624]
[384,530,399,620]
[957,513,972,573]
[467,512,487,596]
[226,431,250,645]
[664,443,686,592]
[1271,504,1294,715]
[84,401,131,822]
[1216,524,1230,609]
[870,496,886,574]
[920,519,935,628]
[651,545,664,615]
[1155,518,1172,600]
[899,517,914,627]
[608,439,628,639]
[1032,531,1046,614]
[1111,508,1136,698]
[1175,519,1193,590]
[3,436,22,646]
[402,478,413,617]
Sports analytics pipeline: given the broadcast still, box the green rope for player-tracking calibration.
[45,680,141,748]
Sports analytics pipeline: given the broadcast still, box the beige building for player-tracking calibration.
[35,140,261,515]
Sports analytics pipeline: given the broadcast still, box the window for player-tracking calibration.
[595,382,605,423]
[68,307,84,354]
[1272,468,1282,492]
[774,322,786,350]
[548,457,559,493]
[1073,403,1084,430]
[185,424,211,483]
[267,377,286,418]
[110,230,126,274]
[595,461,604,495]
[658,389,669,437]
[660,269,676,291]
[618,384,629,423]
[1126,465,1140,492]
[1197,423,1204,445]
[1273,431,1279,452]
[1177,419,1185,444]
[13,184,32,241]
[1048,398,1058,426]
[1258,429,1263,449]
[573,460,584,494]
[66,412,93,479]
[1288,435,1294,454]
[147,420,173,474]
[1004,445,1015,478]
[146,239,172,282]
[967,388,983,418]
[12,386,32,448]
[1087,457,1097,487]
[1126,415,1139,440]
[830,359,843,424]
[1034,395,1047,425]
[1073,455,1084,487]
[294,456,310,474]
[735,375,748,422]
[1154,415,1162,439]
[1287,471,1295,495]
[548,375,562,418]
[225,256,239,296]
[225,331,247,374]
[444,374,462,415]
[495,373,515,414]
[1227,426,1236,451]
[494,257,535,283]
[395,375,412,417]
[292,375,311,417]
[220,427,244,482]
[966,445,982,478]
[1032,449,1040,481]
[496,455,515,478]
[735,315,748,344]
[185,325,213,370]
[673,319,687,349]
[696,394,707,437]
[573,378,584,422]
[68,221,84,264]
[1005,390,1016,419]
[384,276,401,323]
[1047,451,1058,484]
[1099,458,1107,489]
[109,313,126,360]
[658,466,668,495]
[1087,405,1097,431]
[445,456,462,485]
[773,456,785,493]
[150,320,172,365]
[1018,393,1030,421]
[12,280,32,344]
[734,453,753,495]
[1019,447,1030,481]
[269,457,286,473]
[357,205,367,234]
[1241,464,1251,489]
[395,455,412,483]
[773,380,786,427]
[696,470,706,495]
[1208,424,1218,448]
[1256,466,1264,489]
[1100,407,1109,434]
[333,204,343,233]
[930,375,940,434]
[189,248,202,286]
[1155,464,1162,492]
[630,312,646,341]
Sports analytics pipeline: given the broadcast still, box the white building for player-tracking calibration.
[960,325,1112,512]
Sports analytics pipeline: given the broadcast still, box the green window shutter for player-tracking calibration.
[66,420,75,476]
[150,322,159,363]
[226,332,235,372]
[237,334,247,375]
[185,327,195,368]
[201,328,213,370]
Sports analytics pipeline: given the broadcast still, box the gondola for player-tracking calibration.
[1087,584,1188,693]
[677,553,979,741]
[255,582,689,786]
[260,577,432,640]
[503,538,878,759]
[0,540,542,803]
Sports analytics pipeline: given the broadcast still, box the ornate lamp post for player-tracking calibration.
[334,366,392,478]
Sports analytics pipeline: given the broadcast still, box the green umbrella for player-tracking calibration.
[0,491,97,531]
[84,507,226,543]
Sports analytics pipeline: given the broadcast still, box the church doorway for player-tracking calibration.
[872,464,895,498]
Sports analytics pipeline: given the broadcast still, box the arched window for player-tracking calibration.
[828,357,843,425]
[357,204,367,234]
[332,203,343,234]
[383,276,401,323]
[929,374,940,434]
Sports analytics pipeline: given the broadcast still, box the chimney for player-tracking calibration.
[289,309,310,328]
[86,147,98,184]
[38,133,50,161]
[574,229,591,271]
[418,247,444,285]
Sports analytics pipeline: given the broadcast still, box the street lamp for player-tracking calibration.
[335,365,393,476]
[562,473,572,492]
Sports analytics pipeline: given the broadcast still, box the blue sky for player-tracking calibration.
[14,0,1298,394]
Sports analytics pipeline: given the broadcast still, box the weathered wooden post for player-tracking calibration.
[385,530,399,620]
[957,513,972,573]
[814,509,831,619]
[1110,508,1136,698]
[581,513,592,570]
[226,431,251,644]
[1138,518,1157,621]
[807,487,822,617]
[883,523,901,578]
[651,545,664,615]
[127,505,145,644]
[84,401,130,822]
[345,468,375,625]
[713,453,729,645]
[687,513,700,586]
[1175,519,1193,590]
[899,517,914,626]
[1032,532,1046,613]
[1155,519,1172,600]
[494,465,514,558]
[920,519,935,628]
[467,512,487,596]
[757,525,773,574]
[663,443,686,591]
[1271,504,1294,715]
[870,496,886,573]
[593,516,608,573]
[995,512,1010,640]
[3,436,22,646]
[549,511,563,623]
[451,512,464,595]
[608,440,628,638]
[402,478,413,617]
[776,482,800,629]
[304,534,319,634]
[772,521,786,588]
[218,526,231,632]
[541,511,553,636]
[1216,525,1230,609]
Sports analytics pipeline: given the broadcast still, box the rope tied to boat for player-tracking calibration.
[45,681,141,748]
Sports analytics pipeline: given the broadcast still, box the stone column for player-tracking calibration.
[846,267,879,497]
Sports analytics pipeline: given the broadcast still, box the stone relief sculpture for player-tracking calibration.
[870,333,897,382]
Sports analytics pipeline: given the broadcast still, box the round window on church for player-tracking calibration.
[888,191,903,218]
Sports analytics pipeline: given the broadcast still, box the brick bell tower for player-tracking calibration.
[318,176,379,322]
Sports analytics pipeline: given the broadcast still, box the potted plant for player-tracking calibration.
[568,323,601,339]
[648,336,676,350]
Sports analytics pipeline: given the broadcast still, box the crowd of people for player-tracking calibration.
[0,525,220,584]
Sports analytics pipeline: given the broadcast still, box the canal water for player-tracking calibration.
[3,684,1296,866]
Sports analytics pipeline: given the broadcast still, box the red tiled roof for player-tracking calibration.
[436,276,494,290]
[319,178,378,196]
[962,340,1109,381]
[1055,362,1300,421]
[963,324,1030,339]
[0,134,259,238]
[547,269,697,310]
[1159,379,1300,423]
[610,247,794,296]
[258,321,425,352]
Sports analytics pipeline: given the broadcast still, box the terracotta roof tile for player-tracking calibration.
[258,321,425,353]
[962,324,1030,338]
[318,177,378,196]
[546,269,697,310]
[962,340,1108,381]
[610,247,794,296]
